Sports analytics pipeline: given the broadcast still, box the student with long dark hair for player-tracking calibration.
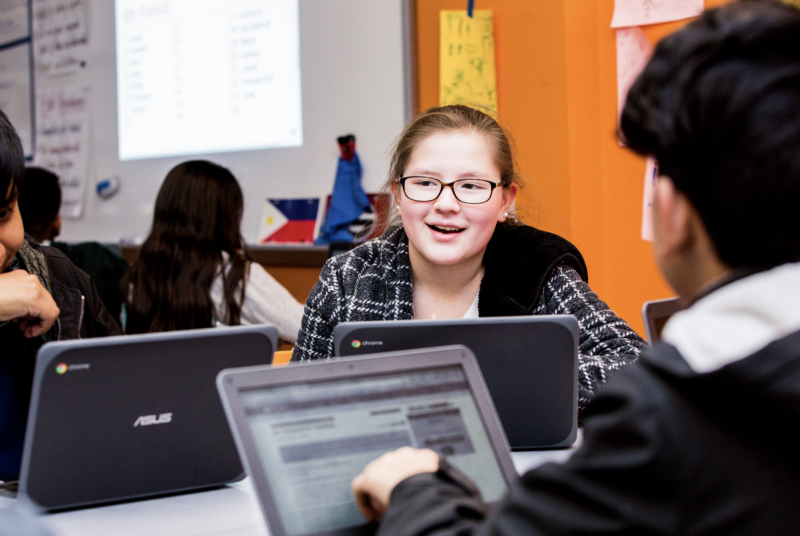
[124,160,303,341]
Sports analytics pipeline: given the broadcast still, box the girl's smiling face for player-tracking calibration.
[395,130,516,271]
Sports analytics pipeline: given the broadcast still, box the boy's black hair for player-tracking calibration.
[621,0,800,270]
[0,109,25,208]
[18,167,62,239]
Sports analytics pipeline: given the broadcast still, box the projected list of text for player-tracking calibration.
[116,0,302,161]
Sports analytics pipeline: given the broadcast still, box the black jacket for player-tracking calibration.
[36,241,122,340]
[0,239,121,479]
[50,240,129,323]
[379,332,800,536]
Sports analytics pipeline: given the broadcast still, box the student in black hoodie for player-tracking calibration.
[351,1,800,534]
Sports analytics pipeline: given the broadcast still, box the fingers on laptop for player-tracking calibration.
[352,447,440,520]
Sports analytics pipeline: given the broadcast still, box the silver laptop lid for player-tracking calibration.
[642,297,682,344]
[218,345,516,536]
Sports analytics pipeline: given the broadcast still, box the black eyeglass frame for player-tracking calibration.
[397,176,502,204]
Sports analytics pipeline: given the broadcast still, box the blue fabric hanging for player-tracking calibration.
[315,135,370,244]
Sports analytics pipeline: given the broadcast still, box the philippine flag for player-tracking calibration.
[258,198,321,244]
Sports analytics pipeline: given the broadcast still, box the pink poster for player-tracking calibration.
[611,0,704,29]
[616,26,653,140]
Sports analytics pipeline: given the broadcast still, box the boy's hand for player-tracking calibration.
[0,271,60,337]
[351,447,439,522]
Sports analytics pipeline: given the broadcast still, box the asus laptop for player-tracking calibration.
[217,345,517,536]
[642,297,683,344]
[19,324,278,511]
[333,316,579,450]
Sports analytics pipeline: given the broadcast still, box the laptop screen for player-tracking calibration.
[239,365,509,536]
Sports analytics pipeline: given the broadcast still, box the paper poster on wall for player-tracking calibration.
[0,41,34,157]
[641,156,658,241]
[611,0,704,28]
[0,0,30,45]
[34,86,90,219]
[258,198,321,244]
[616,27,653,144]
[32,0,88,77]
[440,9,497,113]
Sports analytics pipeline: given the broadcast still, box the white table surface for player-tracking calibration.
[1,433,582,536]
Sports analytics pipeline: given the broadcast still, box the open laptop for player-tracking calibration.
[19,324,278,511]
[642,297,682,344]
[333,316,578,450]
[218,345,517,536]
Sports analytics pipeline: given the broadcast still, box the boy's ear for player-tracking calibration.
[652,177,689,260]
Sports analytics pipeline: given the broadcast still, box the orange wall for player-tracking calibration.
[415,0,729,336]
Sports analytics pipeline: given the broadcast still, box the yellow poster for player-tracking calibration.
[440,10,497,113]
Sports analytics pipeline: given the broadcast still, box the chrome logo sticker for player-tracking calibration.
[351,340,361,348]
[55,363,67,374]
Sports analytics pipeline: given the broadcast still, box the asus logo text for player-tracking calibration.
[133,413,173,427]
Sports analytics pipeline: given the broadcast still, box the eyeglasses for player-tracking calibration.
[398,176,500,204]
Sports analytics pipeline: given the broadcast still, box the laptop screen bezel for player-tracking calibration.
[217,345,517,536]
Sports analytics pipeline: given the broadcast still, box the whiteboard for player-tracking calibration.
[43,0,410,243]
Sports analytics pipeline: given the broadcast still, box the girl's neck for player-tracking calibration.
[409,248,485,320]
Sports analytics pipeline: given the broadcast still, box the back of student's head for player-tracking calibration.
[125,160,248,334]
[621,0,800,270]
[0,109,25,208]
[18,167,61,242]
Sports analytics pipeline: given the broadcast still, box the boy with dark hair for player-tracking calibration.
[350,1,800,534]
[18,167,130,320]
[0,109,121,482]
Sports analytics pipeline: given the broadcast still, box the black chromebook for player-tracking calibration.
[334,316,579,450]
[19,325,277,511]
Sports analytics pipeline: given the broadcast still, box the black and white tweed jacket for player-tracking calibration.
[293,225,646,409]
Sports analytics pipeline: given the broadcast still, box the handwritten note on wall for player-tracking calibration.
[34,86,90,218]
[440,10,498,113]
[0,43,34,157]
[0,0,30,44]
[32,0,88,77]
[611,0,704,28]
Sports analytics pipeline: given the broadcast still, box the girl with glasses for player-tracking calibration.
[293,105,645,410]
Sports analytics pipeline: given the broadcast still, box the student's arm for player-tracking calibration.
[237,262,305,343]
[354,364,682,536]
[533,265,647,410]
[0,270,59,337]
